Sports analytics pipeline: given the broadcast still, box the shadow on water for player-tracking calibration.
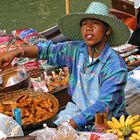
[0,0,93,33]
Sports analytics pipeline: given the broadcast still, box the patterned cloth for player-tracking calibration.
[37,41,128,128]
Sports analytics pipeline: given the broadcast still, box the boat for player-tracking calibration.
[40,25,69,43]
[0,0,139,130]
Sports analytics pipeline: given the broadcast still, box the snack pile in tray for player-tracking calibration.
[29,67,69,93]
[44,68,69,91]
[0,91,59,126]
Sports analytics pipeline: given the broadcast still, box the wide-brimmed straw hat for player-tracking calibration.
[59,1,130,47]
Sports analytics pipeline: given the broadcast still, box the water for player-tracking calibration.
[0,0,93,33]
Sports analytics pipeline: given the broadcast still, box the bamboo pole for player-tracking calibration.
[65,0,70,15]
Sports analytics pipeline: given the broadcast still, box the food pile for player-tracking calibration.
[0,93,59,126]
[106,114,140,140]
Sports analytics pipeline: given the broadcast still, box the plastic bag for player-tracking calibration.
[125,66,140,98]
[29,124,58,140]
[0,113,24,138]
[77,132,118,140]
[57,121,78,140]
[30,122,79,140]
[99,133,118,140]
[0,130,6,140]
[12,28,47,46]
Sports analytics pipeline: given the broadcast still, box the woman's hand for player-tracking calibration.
[0,50,18,69]
[0,45,39,69]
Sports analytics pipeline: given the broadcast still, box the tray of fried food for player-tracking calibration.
[0,89,59,130]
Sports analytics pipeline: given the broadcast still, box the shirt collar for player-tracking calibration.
[98,44,112,64]
[79,42,112,64]
[79,41,87,53]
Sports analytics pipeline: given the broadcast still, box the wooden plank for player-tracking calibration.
[111,0,135,16]
[126,94,140,115]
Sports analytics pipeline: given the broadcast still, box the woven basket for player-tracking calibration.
[0,89,59,130]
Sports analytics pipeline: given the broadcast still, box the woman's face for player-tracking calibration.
[80,18,109,47]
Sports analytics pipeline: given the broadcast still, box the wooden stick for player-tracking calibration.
[65,0,70,15]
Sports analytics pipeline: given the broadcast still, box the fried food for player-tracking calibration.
[0,94,59,126]
[0,103,4,112]
[16,94,29,103]
[2,101,15,105]
[22,114,34,125]
[21,108,30,117]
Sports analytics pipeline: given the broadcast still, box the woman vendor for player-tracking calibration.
[0,1,130,130]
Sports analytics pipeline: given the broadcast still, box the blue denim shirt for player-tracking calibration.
[37,40,128,127]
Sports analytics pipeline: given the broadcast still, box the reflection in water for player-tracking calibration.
[0,0,91,33]
[38,0,49,20]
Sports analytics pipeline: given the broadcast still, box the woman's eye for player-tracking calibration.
[92,21,98,24]
[81,22,87,26]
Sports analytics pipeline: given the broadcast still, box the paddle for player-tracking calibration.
[65,0,70,15]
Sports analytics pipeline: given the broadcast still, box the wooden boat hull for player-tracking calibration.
[40,25,69,43]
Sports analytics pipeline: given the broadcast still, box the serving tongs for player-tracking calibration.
[6,37,16,52]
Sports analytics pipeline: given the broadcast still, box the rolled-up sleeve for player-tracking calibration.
[37,40,52,60]
[37,40,75,67]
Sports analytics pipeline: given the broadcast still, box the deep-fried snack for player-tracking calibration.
[2,101,15,105]
[4,111,13,117]
[36,95,43,100]
[0,103,4,113]
[22,114,34,125]
[0,94,59,126]
[40,101,53,113]
[16,94,29,103]
[21,108,30,117]
[35,106,47,112]
[32,98,44,106]
[4,102,17,113]
[17,97,33,107]
[47,98,53,109]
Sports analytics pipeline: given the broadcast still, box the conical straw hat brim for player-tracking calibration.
[59,13,130,47]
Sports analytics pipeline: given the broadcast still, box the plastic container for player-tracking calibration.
[94,112,108,133]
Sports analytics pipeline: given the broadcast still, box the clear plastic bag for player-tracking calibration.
[29,125,58,140]
[30,122,78,140]
[0,113,24,138]
[57,121,78,140]
[99,133,118,140]
[0,130,6,140]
